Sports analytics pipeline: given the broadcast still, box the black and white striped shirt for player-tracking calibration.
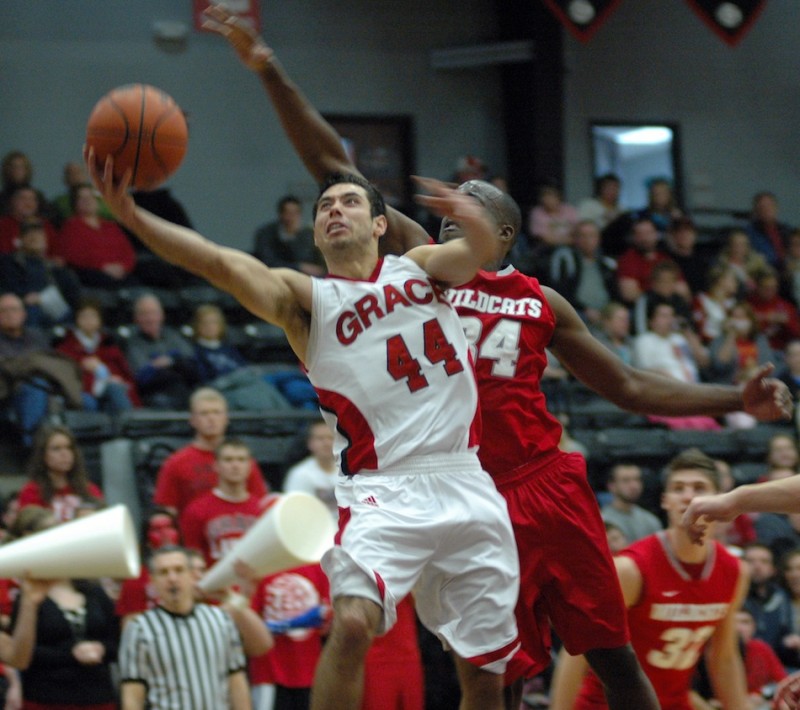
[120,603,246,710]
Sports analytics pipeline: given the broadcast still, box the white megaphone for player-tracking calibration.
[0,504,140,579]
[198,492,335,592]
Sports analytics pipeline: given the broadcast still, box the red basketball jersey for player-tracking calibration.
[448,267,563,479]
[577,533,741,710]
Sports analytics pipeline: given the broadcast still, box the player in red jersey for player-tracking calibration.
[202,7,791,709]
[550,449,750,710]
[180,438,265,568]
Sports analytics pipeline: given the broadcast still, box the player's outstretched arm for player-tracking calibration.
[86,150,311,349]
[407,177,496,285]
[546,287,792,421]
[202,4,429,256]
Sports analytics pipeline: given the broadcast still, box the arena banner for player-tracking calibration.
[541,0,623,43]
[684,0,767,46]
[193,0,261,33]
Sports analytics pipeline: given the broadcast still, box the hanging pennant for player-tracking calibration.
[684,0,767,46]
[541,0,624,43]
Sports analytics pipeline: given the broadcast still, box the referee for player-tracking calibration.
[119,545,252,709]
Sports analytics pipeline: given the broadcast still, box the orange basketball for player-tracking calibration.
[86,84,188,191]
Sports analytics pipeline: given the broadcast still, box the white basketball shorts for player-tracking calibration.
[322,451,520,673]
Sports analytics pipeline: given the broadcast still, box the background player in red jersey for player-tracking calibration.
[202,7,791,710]
[550,449,750,710]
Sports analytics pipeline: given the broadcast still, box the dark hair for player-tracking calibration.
[594,173,621,196]
[277,195,301,213]
[1,151,32,188]
[68,182,94,213]
[25,425,96,504]
[215,437,251,459]
[313,173,385,220]
[148,544,191,572]
[662,448,720,491]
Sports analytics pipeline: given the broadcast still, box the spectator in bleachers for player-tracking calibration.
[708,301,775,387]
[527,183,579,253]
[616,216,676,306]
[10,505,119,710]
[716,228,769,297]
[692,264,738,343]
[0,219,82,328]
[783,230,800,307]
[115,507,180,627]
[0,292,85,447]
[153,387,267,517]
[547,220,617,326]
[742,542,798,667]
[56,184,137,289]
[17,424,103,523]
[634,177,684,234]
[765,434,800,475]
[630,259,692,336]
[577,172,622,233]
[662,216,711,296]
[0,186,58,257]
[600,463,662,543]
[632,301,720,430]
[735,607,788,705]
[125,293,199,409]
[754,503,800,566]
[283,419,337,520]
[52,161,114,227]
[747,191,794,271]
[748,267,800,353]
[180,438,265,568]
[252,195,324,276]
[604,521,628,555]
[0,150,54,221]
[56,300,139,414]
[595,301,634,366]
[777,340,800,417]
[711,458,756,552]
[190,304,249,384]
[780,549,800,655]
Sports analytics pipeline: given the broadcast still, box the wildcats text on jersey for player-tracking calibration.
[650,602,730,623]
[448,288,543,318]
[336,278,450,345]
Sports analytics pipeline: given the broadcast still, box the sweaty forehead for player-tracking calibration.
[320,183,367,201]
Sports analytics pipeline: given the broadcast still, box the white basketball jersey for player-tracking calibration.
[306,255,479,475]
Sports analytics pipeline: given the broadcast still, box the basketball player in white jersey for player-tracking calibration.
[86,153,521,710]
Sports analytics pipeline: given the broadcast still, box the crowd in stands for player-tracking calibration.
[2,146,800,707]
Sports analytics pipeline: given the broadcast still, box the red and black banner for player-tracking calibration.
[684,0,768,46]
[541,0,623,43]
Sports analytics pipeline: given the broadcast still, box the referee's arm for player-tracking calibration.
[121,682,146,710]
[229,670,252,710]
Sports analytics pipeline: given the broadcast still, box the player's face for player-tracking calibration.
[314,183,382,255]
[44,433,75,476]
[661,469,716,530]
[190,399,229,438]
[151,551,194,607]
[216,446,251,486]
[439,182,503,249]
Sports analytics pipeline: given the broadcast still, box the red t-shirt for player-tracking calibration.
[249,564,330,687]
[153,445,267,515]
[54,216,136,274]
[180,490,264,567]
[17,480,104,522]
[743,637,788,693]
[616,249,674,292]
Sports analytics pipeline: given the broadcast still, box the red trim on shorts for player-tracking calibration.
[465,637,520,669]
[334,506,351,546]
[374,571,386,602]
[316,389,378,474]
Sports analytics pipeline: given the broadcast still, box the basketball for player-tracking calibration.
[86,83,188,191]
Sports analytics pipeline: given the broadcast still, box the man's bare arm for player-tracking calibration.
[546,286,791,421]
[202,4,430,256]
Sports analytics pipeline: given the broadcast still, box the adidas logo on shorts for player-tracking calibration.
[360,495,379,507]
